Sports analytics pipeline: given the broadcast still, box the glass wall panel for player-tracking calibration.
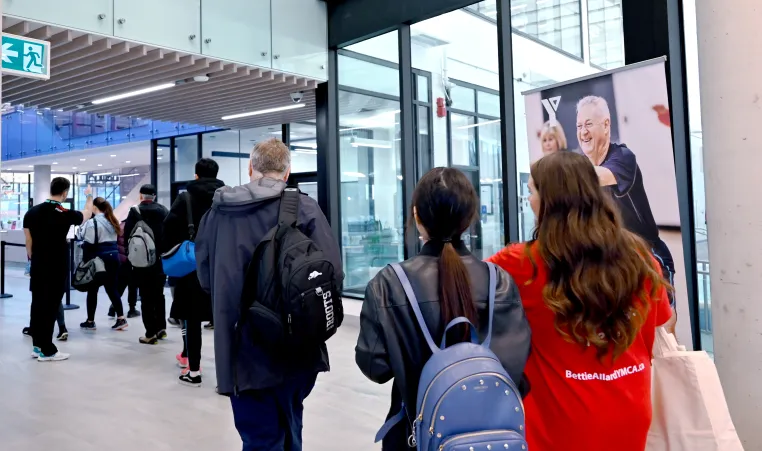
[290,122,318,174]
[450,114,477,166]
[588,0,625,69]
[478,120,504,257]
[174,135,199,181]
[683,0,711,354]
[202,130,243,187]
[339,91,403,296]
[338,55,400,97]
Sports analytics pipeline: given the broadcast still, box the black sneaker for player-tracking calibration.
[112,318,128,331]
[157,329,168,340]
[139,335,158,345]
[179,372,202,387]
[80,320,96,331]
[107,306,115,318]
[204,322,214,330]
[127,308,141,319]
[167,318,180,327]
[56,329,68,341]
[22,327,32,337]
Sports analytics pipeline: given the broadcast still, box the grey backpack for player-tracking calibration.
[72,219,107,292]
[127,206,157,268]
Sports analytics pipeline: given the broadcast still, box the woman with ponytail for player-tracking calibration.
[356,167,531,450]
[79,197,128,331]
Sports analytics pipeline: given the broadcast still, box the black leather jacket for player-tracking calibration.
[355,241,531,450]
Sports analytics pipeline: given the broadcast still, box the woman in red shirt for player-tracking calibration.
[488,151,673,451]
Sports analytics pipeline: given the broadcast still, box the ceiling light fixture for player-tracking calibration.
[52,162,58,165]
[118,173,142,178]
[221,103,305,121]
[92,172,113,177]
[110,155,116,157]
[91,82,176,105]
[125,161,131,164]
[97,164,103,167]
[72,167,77,169]
[80,158,86,161]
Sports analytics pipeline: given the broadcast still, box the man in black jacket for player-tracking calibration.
[163,158,224,387]
[124,184,169,345]
[196,139,342,450]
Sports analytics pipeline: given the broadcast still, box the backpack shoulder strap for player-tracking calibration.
[93,217,99,245]
[278,187,299,227]
[390,263,438,354]
[183,193,195,240]
[482,262,497,348]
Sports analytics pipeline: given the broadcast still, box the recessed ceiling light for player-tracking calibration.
[52,162,58,165]
[80,158,86,161]
[27,165,32,168]
[125,161,131,164]
[72,167,77,169]
[221,103,305,121]
[97,164,103,167]
[110,155,116,157]
[91,82,176,105]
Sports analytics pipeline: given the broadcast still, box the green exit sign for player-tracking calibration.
[2,33,51,80]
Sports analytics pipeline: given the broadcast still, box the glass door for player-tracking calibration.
[288,172,318,202]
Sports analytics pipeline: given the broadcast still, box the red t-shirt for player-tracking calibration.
[487,243,672,451]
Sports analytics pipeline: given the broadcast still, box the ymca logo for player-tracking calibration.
[541,96,562,123]
[308,271,322,281]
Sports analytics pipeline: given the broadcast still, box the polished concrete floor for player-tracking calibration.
[0,268,389,450]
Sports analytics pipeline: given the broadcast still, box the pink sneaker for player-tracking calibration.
[176,353,188,369]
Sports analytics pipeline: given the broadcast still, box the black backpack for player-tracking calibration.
[239,187,343,351]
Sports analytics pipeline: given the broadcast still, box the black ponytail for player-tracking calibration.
[412,168,479,328]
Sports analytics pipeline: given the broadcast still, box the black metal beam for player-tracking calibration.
[398,25,418,260]
[666,0,700,351]
[169,137,176,185]
[496,0,520,243]
[328,0,477,48]
[282,123,291,148]
[622,0,668,64]
[315,49,341,247]
[150,139,158,187]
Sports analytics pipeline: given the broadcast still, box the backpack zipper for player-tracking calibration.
[428,372,523,435]
[437,430,520,451]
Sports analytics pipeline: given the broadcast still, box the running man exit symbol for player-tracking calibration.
[1,33,51,80]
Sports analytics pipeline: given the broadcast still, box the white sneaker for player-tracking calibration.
[37,352,70,362]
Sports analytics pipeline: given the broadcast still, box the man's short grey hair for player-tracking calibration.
[576,95,611,120]
[141,194,156,201]
[250,138,291,178]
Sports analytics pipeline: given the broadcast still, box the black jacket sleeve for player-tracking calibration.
[355,275,393,385]
[124,207,138,243]
[163,193,189,253]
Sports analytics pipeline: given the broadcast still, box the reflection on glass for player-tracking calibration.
[478,91,501,118]
[416,75,430,102]
[156,138,171,207]
[450,114,477,166]
[339,90,403,295]
[289,122,318,174]
[478,120,504,257]
[587,0,625,69]
[468,0,583,58]
[174,135,199,181]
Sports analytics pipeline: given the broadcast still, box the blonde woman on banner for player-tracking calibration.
[539,120,568,155]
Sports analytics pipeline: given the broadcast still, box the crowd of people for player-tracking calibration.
[23,137,678,450]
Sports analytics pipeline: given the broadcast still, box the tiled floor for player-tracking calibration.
[0,268,389,450]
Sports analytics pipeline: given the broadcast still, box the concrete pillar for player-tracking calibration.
[695,1,762,447]
[33,165,51,206]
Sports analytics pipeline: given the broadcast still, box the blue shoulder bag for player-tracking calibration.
[161,193,197,278]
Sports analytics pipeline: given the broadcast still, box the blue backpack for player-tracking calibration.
[376,262,527,451]
[161,193,197,278]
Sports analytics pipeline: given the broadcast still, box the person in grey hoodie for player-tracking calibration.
[196,138,342,451]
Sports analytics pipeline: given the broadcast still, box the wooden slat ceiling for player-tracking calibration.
[1,18,318,130]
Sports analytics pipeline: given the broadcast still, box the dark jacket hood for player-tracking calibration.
[212,176,286,209]
[186,177,225,201]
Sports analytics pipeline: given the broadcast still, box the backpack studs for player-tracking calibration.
[520,425,524,430]
[462,384,467,390]
[504,445,509,449]
[436,433,442,438]
[495,381,500,387]
[440,415,445,421]
[515,407,520,412]
[469,448,475,451]
[505,390,510,395]
[522,446,526,450]
[479,379,484,385]
[487,446,492,450]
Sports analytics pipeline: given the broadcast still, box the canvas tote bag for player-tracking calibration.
[646,328,744,450]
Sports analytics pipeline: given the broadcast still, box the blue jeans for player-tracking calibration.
[230,373,318,451]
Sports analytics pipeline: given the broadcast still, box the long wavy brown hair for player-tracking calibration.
[93,197,122,236]
[528,151,666,361]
